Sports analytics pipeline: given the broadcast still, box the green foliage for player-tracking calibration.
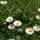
[0,0,40,40]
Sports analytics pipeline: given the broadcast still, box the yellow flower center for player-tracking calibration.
[8,18,11,20]
[16,21,20,25]
[36,27,38,29]
[28,28,32,32]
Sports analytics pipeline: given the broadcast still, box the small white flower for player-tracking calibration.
[17,29,22,32]
[0,1,7,5]
[8,39,14,40]
[6,16,13,22]
[25,28,34,35]
[18,29,22,31]
[36,15,40,19]
[13,20,22,26]
[8,24,15,30]
[33,25,40,31]
[38,8,40,12]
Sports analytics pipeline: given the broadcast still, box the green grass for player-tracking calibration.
[0,0,40,40]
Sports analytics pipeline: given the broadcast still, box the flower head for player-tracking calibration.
[13,20,22,26]
[0,1,7,5]
[38,8,40,12]
[33,25,40,31]
[25,28,34,35]
[36,15,40,19]
[8,24,15,30]
[6,16,13,22]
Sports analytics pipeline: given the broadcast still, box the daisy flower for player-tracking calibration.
[25,28,34,35]
[38,8,40,12]
[0,1,7,5]
[36,15,40,19]
[8,24,15,30]
[33,25,40,31]
[13,20,22,26]
[6,16,13,23]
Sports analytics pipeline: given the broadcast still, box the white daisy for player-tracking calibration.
[36,15,40,19]
[8,24,15,30]
[25,28,34,35]
[6,16,13,23]
[13,20,22,26]
[38,8,40,12]
[0,1,7,5]
[33,25,40,31]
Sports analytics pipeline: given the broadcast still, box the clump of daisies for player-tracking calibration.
[0,1,7,5]
[25,25,40,35]
[3,16,40,35]
[5,16,22,30]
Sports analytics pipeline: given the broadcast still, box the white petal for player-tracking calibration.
[0,1,7,5]
[36,15,40,19]
[38,8,40,12]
